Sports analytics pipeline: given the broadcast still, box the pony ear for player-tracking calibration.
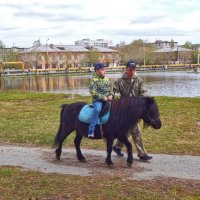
[145,96,154,105]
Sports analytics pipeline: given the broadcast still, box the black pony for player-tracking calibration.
[54,96,162,167]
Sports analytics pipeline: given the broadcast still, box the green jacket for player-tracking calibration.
[89,74,113,101]
[113,72,148,97]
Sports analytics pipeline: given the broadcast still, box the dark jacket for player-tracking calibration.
[113,72,148,97]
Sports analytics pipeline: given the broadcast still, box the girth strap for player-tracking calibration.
[100,124,104,138]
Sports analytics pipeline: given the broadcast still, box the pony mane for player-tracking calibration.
[107,97,145,134]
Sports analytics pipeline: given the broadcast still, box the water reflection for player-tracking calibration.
[0,72,199,97]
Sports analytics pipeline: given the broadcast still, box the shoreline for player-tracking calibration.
[0,66,196,78]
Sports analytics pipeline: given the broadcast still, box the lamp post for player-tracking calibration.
[177,46,179,64]
[46,38,49,69]
[143,40,148,66]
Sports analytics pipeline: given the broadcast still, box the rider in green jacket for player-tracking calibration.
[88,63,113,137]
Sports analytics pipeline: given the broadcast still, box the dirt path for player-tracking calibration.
[1,144,200,181]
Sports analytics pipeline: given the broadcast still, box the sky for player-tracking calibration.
[1,0,200,47]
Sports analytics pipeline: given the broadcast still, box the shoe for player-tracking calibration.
[88,133,94,137]
[113,146,124,157]
[88,130,94,137]
[139,154,153,161]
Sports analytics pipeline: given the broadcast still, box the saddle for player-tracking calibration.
[78,101,111,124]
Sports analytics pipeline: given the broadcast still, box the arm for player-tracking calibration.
[107,81,114,101]
[113,79,120,94]
[139,79,148,96]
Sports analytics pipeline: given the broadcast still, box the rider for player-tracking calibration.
[88,62,113,137]
[112,60,153,161]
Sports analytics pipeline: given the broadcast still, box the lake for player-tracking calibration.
[0,71,199,97]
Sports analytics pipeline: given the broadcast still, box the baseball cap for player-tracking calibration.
[94,63,106,70]
[126,60,137,68]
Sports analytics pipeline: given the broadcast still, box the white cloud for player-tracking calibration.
[0,0,200,47]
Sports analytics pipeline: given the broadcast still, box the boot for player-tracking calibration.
[139,154,152,161]
[113,146,124,157]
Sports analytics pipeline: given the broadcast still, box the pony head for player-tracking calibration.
[142,97,162,129]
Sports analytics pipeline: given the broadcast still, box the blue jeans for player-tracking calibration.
[88,101,103,133]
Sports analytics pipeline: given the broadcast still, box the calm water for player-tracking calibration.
[0,71,199,97]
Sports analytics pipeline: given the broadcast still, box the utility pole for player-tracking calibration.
[46,38,49,69]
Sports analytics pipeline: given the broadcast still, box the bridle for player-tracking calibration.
[143,108,160,127]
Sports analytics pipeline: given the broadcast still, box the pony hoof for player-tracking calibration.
[127,162,132,168]
[107,164,114,169]
[55,155,60,160]
[80,158,86,163]
[108,165,114,169]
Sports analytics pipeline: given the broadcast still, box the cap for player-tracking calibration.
[126,60,137,68]
[94,63,106,70]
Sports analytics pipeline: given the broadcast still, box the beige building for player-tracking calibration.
[153,46,193,64]
[18,44,119,69]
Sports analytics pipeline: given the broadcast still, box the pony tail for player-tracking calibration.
[53,104,68,147]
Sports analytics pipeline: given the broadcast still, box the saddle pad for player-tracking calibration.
[78,105,110,124]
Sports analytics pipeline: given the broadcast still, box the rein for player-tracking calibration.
[145,111,160,126]
[145,113,153,126]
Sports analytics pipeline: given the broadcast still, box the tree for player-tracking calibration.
[31,51,41,68]
[0,48,18,62]
[119,41,126,46]
[116,39,157,65]
[84,50,100,67]
[5,50,18,61]
[63,51,72,68]
[192,49,199,64]
[32,39,41,47]
[183,41,193,49]
[0,40,6,48]
[18,51,33,68]
[170,39,175,48]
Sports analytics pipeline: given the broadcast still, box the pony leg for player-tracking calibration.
[55,127,73,160]
[74,133,86,162]
[119,136,133,167]
[105,138,114,167]
[55,141,63,160]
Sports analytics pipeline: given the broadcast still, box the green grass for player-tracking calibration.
[0,167,200,200]
[142,96,200,155]
[0,91,200,154]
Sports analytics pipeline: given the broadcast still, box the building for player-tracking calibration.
[18,44,119,69]
[75,38,113,48]
[154,40,178,49]
[75,38,94,46]
[192,44,200,52]
[93,39,113,47]
[153,46,193,64]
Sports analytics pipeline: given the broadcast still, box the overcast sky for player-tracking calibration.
[1,0,200,47]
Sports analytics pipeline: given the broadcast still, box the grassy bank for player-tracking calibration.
[0,90,199,155]
[0,167,199,200]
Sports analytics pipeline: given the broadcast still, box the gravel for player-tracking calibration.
[1,145,200,181]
